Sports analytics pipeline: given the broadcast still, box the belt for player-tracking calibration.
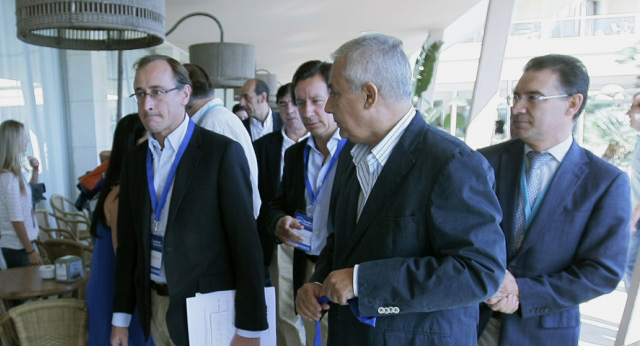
[151,281,169,297]
[306,255,319,263]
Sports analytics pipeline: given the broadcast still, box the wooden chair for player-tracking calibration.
[49,195,91,243]
[3,299,87,346]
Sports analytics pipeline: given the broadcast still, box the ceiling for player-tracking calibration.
[164,0,483,84]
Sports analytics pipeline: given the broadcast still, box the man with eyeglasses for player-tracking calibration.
[477,54,630,346]
[111,55,267,346]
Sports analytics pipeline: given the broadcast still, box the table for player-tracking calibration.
[0,266,88,309]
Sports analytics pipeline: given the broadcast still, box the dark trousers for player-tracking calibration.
[1,247,30,268]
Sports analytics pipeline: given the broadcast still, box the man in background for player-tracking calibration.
[183,63,261,218]
[240,78,283,140]
[254,82,309,346]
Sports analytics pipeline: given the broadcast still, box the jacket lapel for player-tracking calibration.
[341,114,421,258]
[167,126,202,224]
[515,141,588,257]
[496,140,524,259]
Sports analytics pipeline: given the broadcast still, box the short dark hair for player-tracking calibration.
[524,54,589,119]
[232,103,245,113]
[134,55,191,88]
[254,79,270,99]
[184,63,213,99]
[291,60,332,101]
[276,83,292,103]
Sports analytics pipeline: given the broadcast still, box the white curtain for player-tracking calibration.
[0,1,71,202]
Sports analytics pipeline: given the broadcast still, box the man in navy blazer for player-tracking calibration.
[477,55,630,346]
[295,34,506,345]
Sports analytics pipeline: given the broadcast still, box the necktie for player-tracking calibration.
[512,151,553,254]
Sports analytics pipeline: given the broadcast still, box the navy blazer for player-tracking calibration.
[478,139,630,345]
[113,125,268,346]
[253,130,285,265]
[243,109,283,141]
[311,113,506,345]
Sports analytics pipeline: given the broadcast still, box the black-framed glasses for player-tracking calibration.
[129,86,182,103]
[507,93,569,107]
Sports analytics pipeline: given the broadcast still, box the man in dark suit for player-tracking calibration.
[253,83,308,346]
[267,60,343,346]
[476,55,630,346]
[240,78,283,141]
[295,34,506,345]
[111,55,267,346]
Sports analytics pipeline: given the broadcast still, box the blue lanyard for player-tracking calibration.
[146,120,195,222]
[303,138,346,207]
[195,103,222,126]
[519,155,555,230]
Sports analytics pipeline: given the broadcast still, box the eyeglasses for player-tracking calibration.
[507,93,569,107]
[129,86,181,103]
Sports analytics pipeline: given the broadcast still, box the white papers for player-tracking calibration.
[186,287,276,346]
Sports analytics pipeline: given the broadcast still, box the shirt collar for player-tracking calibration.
[307,128,342,156]
[524,134,573,163]
[281,128,310,143]
[351,107,415,167]
[191,98,222,124]
[148,114,190,154]
[250,108,273,129]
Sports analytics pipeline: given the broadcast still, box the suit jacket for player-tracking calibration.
[311,113,506,345]
[243,109,283,141]
[478,139,630,346]
[113,125,268,346]
[253,130,285,265]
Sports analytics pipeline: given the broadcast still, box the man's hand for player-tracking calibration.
[275,216,304,247]
[296,282,329,321]
[111,326,129,346]
[485,270,520,314]
[230,334,260,346]
[323,268,355,306]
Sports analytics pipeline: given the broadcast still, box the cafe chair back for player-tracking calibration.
[6,299,87,346]
[50,194,91,242]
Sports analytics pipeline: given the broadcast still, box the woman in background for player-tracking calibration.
[0,120,42,268]
[86,114,153,346]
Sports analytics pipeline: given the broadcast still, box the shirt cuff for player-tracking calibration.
[236,329,264,338]
[353,264,359,297]
[112,313,132,327]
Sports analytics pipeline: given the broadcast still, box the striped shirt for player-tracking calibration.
[0,172,38,249]
[352,108,415,219]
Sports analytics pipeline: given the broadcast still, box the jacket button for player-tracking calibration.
[378,307,385,314]
[393,307,400,313]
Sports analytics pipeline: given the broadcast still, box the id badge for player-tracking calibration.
[294,211,313,252]
[151,233,163,276]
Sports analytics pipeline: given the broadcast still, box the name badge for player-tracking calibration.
[294,211,313,252]
[151,233,163,276]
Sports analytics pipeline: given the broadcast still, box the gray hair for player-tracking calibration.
[331,33,411,103]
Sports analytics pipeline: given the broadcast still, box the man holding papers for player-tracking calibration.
[111,55,267,346]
